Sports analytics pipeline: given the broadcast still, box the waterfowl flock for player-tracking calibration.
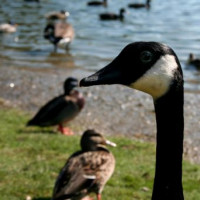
[1,0,200,200]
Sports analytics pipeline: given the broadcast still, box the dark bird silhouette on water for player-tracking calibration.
[99,8,125,21]
[128,0,151,9]
[87,0,107,7]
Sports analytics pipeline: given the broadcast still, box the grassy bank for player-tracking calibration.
[0,106,200,200]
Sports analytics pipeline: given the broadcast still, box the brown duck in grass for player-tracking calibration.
[52,129,116,200]
[27,77,84,135]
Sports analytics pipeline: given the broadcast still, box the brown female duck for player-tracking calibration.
[52,129,116,200]
[27,77,84,135]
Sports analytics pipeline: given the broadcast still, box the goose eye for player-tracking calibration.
[140,51,153,63]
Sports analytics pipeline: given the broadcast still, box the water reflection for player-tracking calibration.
[0,0,200,92]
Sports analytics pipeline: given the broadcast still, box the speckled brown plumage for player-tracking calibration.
[52,130,116,200]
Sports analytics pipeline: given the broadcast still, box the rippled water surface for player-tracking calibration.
[0,0,200,91]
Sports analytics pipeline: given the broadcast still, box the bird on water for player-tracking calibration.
[187,53,200,69]
[52,129,116,200]
[99,8,125,21]
[80,41,185,200]
[44,11,74,52]
[27,77,85,135]
[87,0,107,7]
[128,0,151,9]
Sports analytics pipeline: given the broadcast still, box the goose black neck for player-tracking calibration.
[152,78,184,200]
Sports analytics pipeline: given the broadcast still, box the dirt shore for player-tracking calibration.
[0,65,199,163]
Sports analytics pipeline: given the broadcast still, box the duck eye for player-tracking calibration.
[140,51,153,63]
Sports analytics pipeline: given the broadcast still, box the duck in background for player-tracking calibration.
[187,53,200,69]
[52,129,116,200]
[87,0,107,7]
[0,21,18,33]
[44,11,74,52]
[99,8,125,21]
[128,0,151,9]
[27,77,85,136]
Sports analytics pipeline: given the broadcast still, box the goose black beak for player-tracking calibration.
[80,61,122,87]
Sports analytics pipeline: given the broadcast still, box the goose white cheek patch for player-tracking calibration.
[130,55,178,99]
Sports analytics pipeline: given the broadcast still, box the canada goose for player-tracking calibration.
[44,20,75,52]
[87,0,107,6]
[52,129,116,200]
[80,42,184,199]
[27,77,84,135]
[187,53,200,69]
[0,21,18,33]
[99,8,125,21]
[128,0,151,9]
[45,10,70,21]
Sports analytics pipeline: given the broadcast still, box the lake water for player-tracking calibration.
[0,0,200,92]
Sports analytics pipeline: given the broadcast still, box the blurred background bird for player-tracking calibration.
[187,53,200,69]
[44,10,74,52]
[0,21,18,33]
[87,0,107,7]
[128,0,151,9]
[99,8,125,21]
[26,77,85,135]
[52,129,116,200]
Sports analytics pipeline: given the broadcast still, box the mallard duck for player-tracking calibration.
[45,10,70,21]
[87,0,107,6]
[27,77,84,135]
[80,42,185,199]
[128,0,151,9]
[0,21,18,33]
[44,20,74,52]
[99,8,125,21]
[187,53,200,69]
[52,129,116,200]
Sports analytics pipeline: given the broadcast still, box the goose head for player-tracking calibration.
[81,129,116,151]
[80,42,182,100]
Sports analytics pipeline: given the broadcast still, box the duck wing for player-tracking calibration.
[27,95,80,127]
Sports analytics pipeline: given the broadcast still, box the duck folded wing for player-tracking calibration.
[27,95,79,126]
[52,151,114,200]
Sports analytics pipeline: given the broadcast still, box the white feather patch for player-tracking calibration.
[83,174,96,179]
[130,55,178,99]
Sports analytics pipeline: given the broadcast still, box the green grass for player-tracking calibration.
[0,106,200,200]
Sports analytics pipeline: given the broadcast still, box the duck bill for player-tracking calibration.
[80,61,122,87]
[105,140,117,147]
